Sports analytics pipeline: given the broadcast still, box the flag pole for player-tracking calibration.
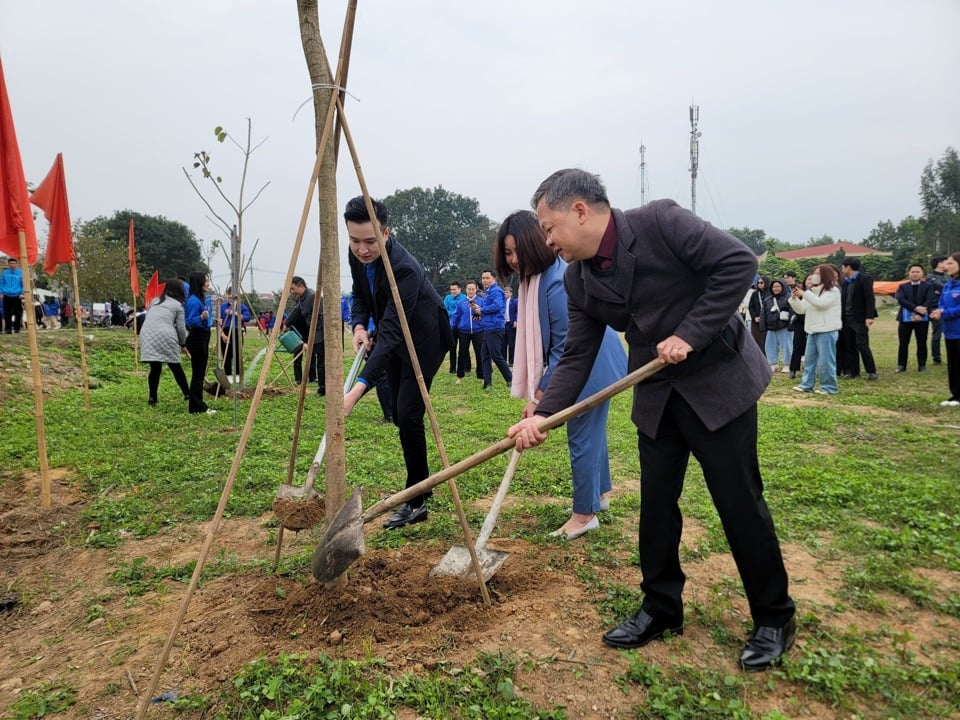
[18,231,51,507]
[70,260,91,408]
[132,284,139,372]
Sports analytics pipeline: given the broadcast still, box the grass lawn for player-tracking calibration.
[0,307,958,720]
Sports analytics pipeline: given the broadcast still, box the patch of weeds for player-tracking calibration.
[838,555,944,613]
[108,557,196,596]
[109,644,138,666]
[6,681,77,719]
[214,651,566,719]
[592,580,645,624]
[615,656,757,719]
[775,623,960,717]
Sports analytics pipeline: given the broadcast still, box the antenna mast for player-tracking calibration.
[639,142,650,205]
[688,104,701,213]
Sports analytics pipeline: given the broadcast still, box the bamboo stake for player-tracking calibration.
[133,12,355,720]
[17,231,51,507]
[336,98,491,606]
[69,260,91,408]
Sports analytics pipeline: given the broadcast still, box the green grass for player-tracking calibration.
[2,313,959,719]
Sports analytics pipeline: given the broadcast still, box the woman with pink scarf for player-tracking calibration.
[494,211,627,539]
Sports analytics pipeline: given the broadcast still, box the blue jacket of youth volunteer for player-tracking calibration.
[451,295,480,334]
[1,266,24,296]
[939,277,960,340]
[477,282,506,331]
[184,294,208,330]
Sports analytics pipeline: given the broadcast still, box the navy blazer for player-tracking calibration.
[349,236,452,384]
[535,200,770,437]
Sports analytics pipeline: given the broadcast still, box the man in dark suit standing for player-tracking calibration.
[509,169,795,671]
[894,264,934,373]
[839,257,879,380]
[342,196,452,529]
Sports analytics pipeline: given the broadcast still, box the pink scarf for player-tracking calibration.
[511,274,544,401]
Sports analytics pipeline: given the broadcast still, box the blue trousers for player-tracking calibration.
[567,399,613,514]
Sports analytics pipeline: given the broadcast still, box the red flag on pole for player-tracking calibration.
[0,57,38,263]
[144,270,165,308]
[30,153,75,274]
[128,218,139,298]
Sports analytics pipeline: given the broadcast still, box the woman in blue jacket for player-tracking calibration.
[184,271,214,414]
[931,252,960,406]
[494,210,627,539]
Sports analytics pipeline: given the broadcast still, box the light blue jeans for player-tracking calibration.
[798,330,838,394]
[765,328,794,366]
[566,400,613,514]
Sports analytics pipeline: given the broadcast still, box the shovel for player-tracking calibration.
[430,449,521,581]
[311,357,666,583]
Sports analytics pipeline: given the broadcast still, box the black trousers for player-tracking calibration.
[184,329,210,413]
[504,323,517,365]
[3,295,22,333]
[147,361,190,401]
[385,356,436,507]
[897,321,929,369]
[220,328,244,377]
[636,393,795,627]
[481,327,512,387]
[840,319,876,376]
[449,328,459,372]
[788,327,807,373]
[930,319,943,362]
[456,331,482,379]
[293,343,325,393]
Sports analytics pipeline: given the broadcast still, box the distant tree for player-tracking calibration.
[919,147,960,256]
[758,255,802,280]
[807,234,837,247]
[725,226,768,255]
[80,211,206,279]
[862,217,922,252]
[52,222,136,302]
[383,186,494,290]
[860,255,898,281]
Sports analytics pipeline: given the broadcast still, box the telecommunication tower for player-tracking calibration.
[688,104,701,213]
[639,143,650,205]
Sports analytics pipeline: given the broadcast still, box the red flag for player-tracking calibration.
[0,57,38,263]
[30,153,75,274]
[128,218,139,298]
[144,270,166,308]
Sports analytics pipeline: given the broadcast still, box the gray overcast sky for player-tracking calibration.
[2,1,958,293]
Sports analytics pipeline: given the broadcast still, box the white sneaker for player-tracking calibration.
[770,364,778,372]
[781,366,791,373]
[940,400,960,407]
[205,408,218,415]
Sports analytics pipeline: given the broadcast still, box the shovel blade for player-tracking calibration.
[311,488,365,582]
[429,545,509,582]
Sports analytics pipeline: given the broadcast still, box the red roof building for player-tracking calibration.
[774,242,889,260]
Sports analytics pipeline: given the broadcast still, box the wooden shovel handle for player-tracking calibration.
[361,357,665,521]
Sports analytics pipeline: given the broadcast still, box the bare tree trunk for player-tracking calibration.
[297,0,346,522]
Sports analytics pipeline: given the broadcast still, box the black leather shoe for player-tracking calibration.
[602,609,683,649]
[382,503,428,530]
[738,617,796,672]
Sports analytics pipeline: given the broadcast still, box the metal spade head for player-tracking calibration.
[311,487,365,582]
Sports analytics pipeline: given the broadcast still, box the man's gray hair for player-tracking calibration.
[531,168,610,211]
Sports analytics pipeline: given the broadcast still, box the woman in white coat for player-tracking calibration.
[789,264,842,395]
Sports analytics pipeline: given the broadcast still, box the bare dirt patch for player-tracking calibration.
[2,479,958,720]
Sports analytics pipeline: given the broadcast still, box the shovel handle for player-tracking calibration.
[361,357,665,521]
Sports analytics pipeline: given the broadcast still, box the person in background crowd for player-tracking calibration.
[218,286,252,379]
[894,264,934,373]
[444,281,463,373]
[786,275,811,379]
[782,271,797,290]
[139,278,191,406]
[450,281,482,384]
[477,270,513,389]
[42,295,60,330]
[184,271,215,415]
[284,276,325,396]
[495,210,626,539]
[839,257,879,380]
[927,256,948,366]
[761,279,794,372]
[748,276,768,349]
[509,168,794,671]
[1,257,24,333]
[503,285,518,366]
[342,195,453,530]
[60,297,71,328]
[930,252,960,407]
[790,264,842,395]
